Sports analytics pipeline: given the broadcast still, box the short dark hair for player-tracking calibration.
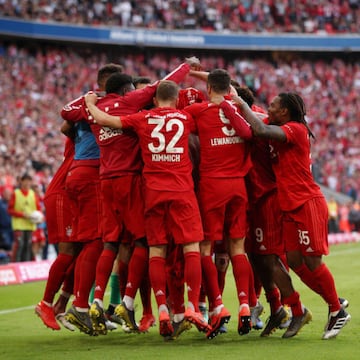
[105,73,133,95]
[230,79,240,88]
[207,69,231,93]
[20,173,32,181]
[97,63,123,89]
[235,86,255,107]
[133,76,152,88]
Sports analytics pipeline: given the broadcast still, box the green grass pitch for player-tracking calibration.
[0,242,359,360]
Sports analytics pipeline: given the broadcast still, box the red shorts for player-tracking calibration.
[65,166,101,242]
[282,197,329,256]
[247,191,285,256]
[32,228,46,244]
[198,177,248,241]
[145,188,203,247]
[120,228,133,246]
[44,192,73,244]
[100,175,145,243]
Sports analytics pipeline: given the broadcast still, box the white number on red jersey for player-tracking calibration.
[148,117,184,154]
[219,108,236,137]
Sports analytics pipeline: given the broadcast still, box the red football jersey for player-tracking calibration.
[185,101,252,178]
[121,107,195,192]
[85,62,193,179]
[44,137,75,197]
[246,117,277,203]
[87,92,147,179]
[177,87,206,110]
[61,95,84,122]
[270,121,323,211]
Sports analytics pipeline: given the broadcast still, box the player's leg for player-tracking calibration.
[149,244,173,337]
[90,241,118,335]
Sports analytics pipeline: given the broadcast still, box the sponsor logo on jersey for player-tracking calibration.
[98,126,123,141]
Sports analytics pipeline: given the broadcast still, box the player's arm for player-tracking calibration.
[84,92,123,129]
[231,94,286,142]
[219,100,253,140]
[60,120,76,139]
[123,57,202,111]
[189,70,209,82]
[61,96,87,122]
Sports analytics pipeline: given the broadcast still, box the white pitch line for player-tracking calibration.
[0,305,35,315]
[329,243,360,256]
[0,291,112,316]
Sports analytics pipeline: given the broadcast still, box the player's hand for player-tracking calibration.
[185,56,201,71]
[230,94,247,107]
[84,91,99,106]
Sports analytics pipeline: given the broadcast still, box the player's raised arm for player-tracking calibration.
[219,100,253,140]
[84,92,123,129]
[189,70,209,82]
[231,94,286,142]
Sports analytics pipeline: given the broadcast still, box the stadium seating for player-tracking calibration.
[0,0,359,34]
[0,1,359,230]
[0,42,359,201]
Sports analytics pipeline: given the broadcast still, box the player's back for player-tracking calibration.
[88,93,143,179]
[122,107,194,192]
[185,101,252,179]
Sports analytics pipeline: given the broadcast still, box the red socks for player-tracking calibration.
[149,256,167,308]
[293,263,322,295]
[118,259,128,299]
[283,291,303,317]
[43,253,74,304]
[125,246,148,299]
[201,255,223,310]
[93,248,117,300]
[73,240,102,308]
[184,251,201,312]
[294,263,340,312]
[312,263,341,312]
[265,287,282,314]
[231,254,252,305]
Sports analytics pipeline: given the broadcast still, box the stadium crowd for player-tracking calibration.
[0,0,359,34]
[0,0,357,345]
[0,40,354,343]
[0,41,359,262]
[0,42,359,199]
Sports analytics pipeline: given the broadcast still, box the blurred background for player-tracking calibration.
[0,0,359,264]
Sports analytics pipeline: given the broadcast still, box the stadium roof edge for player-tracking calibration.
[0,17,359,52]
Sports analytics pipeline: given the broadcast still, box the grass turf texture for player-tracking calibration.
[0,242,359,360]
